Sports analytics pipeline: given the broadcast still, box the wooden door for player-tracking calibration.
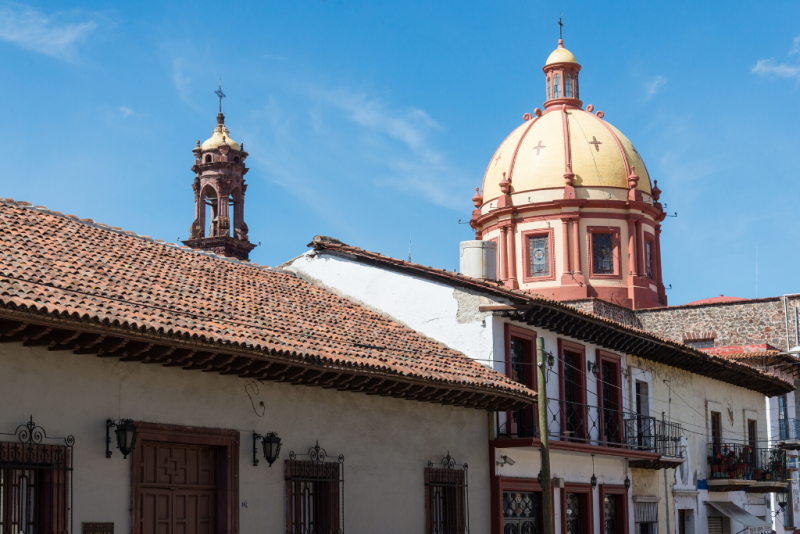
[138,442,216,534]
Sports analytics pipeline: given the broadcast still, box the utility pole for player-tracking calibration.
[537,337,554,534]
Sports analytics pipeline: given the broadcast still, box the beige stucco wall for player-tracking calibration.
[627,355,771,534]
[0,342,492,533]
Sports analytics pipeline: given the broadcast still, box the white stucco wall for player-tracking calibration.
[286,251,509,366]
[0,342,491,533]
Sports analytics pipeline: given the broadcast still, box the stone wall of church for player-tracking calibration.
[635,295,800,350]
[566,296,800,351]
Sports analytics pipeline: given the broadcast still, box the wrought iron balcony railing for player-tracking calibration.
[624,415,682,457]
[496,401,681,454]
[707,443,787,482]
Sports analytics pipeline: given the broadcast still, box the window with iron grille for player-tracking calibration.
[0,417,73,534]
[285,442,343,534]
[528,236,550,278]
[425,453,468,534]
[503,491,541,534]
[685,339,714,349]
[592,233,614,274]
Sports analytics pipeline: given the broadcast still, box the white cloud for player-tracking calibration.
[0,3,96,62]
[752,36,800,80]
[751,58,800,79]
[644,76,667,97]
[119,106,134,118]
[790,35,800,56]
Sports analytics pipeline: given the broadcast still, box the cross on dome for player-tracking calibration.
[214,77,226,113]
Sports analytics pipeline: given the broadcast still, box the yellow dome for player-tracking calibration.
[201,122,240,151]
[481,108,651,203]
[545,46,577,66]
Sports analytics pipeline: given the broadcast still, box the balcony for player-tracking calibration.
[624,416,684,470]
[707,443,787,493]
[777,419,800,450]
[493,401,683,466]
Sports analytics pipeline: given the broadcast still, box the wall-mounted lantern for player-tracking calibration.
[624,476,631,490]
[590,454,597,489]
[777,490,789,511]
[253,431,282,467]
[587,360,599,378]
[106,419,138,459]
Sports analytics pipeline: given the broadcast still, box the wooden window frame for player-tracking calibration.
[599,484,629,534]
[494,477,554,534]
[130,422,240,534]
[521,227,556,283]
[597,350,624,446]
[587,226,622,280]
[748,420,758,453]
[505,324,538,438]
[561,483,595,534]
[558,339,588,441]
[710,411,722,454]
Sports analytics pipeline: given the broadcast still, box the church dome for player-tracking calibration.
[481,108,652,204]
[545,45,577,65]
[201,113,240,151]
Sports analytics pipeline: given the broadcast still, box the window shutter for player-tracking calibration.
[708,517,723,534]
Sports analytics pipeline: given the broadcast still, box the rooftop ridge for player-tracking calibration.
[0,198,271,270]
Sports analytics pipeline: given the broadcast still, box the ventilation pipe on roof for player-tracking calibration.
[460,241,497,280]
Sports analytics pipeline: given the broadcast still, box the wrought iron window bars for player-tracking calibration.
[286,441,344,534]
[0,416,74,534]
[426,452,469,534]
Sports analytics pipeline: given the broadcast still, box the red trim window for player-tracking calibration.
[561,483,594,534]
[643,232,656,280]
[599,485,629,534]
[495,477,554,534]
[521,228,556,283]
[503,325,537,438]
[587,226,622,280]
[558,339,587,442]
[596,351,624,446]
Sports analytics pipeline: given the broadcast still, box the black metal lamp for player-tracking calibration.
[777,490,789,511]
[253,431,282,467]
[588,361,599,377]
[624,476,631,490]
[590,454,597,489]
[106,419,138,459]
[546,352,555,368]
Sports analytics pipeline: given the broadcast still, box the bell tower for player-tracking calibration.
[183,82,256,261]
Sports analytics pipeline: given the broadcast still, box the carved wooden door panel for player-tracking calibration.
[138,442,216,534]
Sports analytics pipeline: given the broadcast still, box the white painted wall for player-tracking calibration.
[0,343,491,533]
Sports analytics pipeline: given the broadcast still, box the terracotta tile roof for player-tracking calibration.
[0,201,535,410]
[308,236,794,397]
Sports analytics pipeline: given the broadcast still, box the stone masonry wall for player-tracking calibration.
[635,295,800,350]
[566,295,800,350]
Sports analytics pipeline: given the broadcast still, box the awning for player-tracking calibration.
[705,501,770,528]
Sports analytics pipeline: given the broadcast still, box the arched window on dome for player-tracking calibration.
[204,155,212,163]
[575,74,579,99]
[546,78,551,100]
[565,74,573,98]
[553,74,561,99]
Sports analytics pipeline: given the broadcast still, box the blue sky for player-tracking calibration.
[1,0,798,305]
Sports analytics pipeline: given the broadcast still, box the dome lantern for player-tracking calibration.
[542,21,582,110]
